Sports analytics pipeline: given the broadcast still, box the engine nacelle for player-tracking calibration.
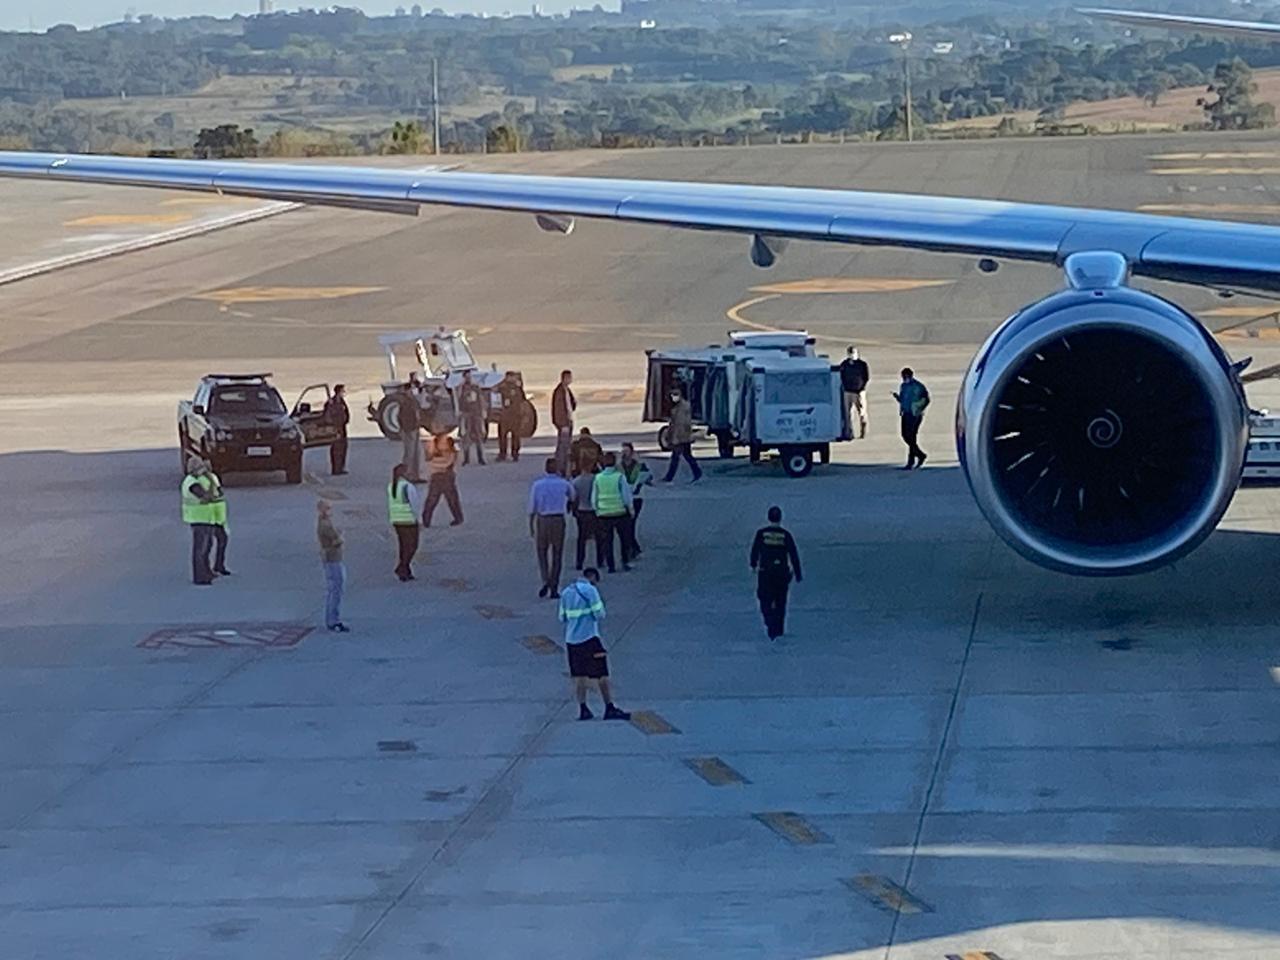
[958,287,1248,576]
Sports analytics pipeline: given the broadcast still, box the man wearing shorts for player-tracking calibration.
[558,568,631,721]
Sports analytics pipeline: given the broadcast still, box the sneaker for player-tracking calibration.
[622,564,632,572]
[450,519,464,527]
[329,623,351,633]
[214,568,232,576]
[539,584,549,599]
[550,591,560,600]
[603,704,631,721]
[578,704,594,721]
[917,452,928,467]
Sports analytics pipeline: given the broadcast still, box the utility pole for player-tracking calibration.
[889,31,913,142]
[431,57,441,156]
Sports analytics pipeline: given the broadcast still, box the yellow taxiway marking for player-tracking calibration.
[754,811,832,845]
[685,756,748,786]
[1150,152,1280,161]
[1151,166,1280,176]
[65,213,193,227]
[1203,306,1280,318]
[194,286,386,306]
[845,874,933,914]
[1138,203,1280,216]
[752,277,953,295]
[629,710,681,735]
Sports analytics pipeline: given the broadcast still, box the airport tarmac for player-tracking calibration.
[2,132,1280,959]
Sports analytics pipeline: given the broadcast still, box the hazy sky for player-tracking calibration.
[0,1,610,32]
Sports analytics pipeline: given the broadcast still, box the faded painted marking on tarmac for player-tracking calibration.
[752,277,952,295]
[685,756,748,786]
[65,212,194,227]
[438,577,474,593]
[944,952,1006,960]
[726,291,885,348]
[1152,166,1280,176]
[521,634,560,655]
[377,739,418,753]
[845,874,933,914]
[630,710,681,735]
[1138,203,1280,216]
[304,471,350,501]
[194,286,386,306]
[1151,151,1280,160]
[138,622,313,650]
[753,811,832,845]
[474,604,516,621]
[527,387,645,405]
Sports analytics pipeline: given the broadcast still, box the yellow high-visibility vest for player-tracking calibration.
[387,479,416,525]
[209,472,227,526]
[181,474,217,525]
[592,469,627,517]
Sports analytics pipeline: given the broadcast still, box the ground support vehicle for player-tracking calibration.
[367,329,537,440]
[179,374,336,484]
[734,355,850,477]
[644,330,816,456]
[1245,411,1280,479]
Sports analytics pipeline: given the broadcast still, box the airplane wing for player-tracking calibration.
[3,150,1280,293]
[1079,7,1280,40]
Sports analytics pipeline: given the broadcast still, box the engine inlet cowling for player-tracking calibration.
[958,288,1248,576]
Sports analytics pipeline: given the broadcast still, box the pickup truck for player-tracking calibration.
[178,374,339,484]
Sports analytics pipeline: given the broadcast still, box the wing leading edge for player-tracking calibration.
[1080,7,1280,39]
[4,150,1280,293]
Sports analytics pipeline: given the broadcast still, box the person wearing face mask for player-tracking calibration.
[661,388,703,483]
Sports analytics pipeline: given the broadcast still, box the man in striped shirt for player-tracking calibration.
[558,568,630,721]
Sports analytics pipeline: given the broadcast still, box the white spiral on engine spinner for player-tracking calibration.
[1087,409,1123,449]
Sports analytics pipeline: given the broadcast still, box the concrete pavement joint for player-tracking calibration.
[884,590,983,957]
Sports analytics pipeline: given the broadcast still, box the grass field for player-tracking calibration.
[934,66,1280,134]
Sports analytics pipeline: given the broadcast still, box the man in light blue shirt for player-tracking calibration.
[528,457,576,598]
[558,568,630,721]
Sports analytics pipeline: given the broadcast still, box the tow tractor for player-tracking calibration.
[367,329,537,440]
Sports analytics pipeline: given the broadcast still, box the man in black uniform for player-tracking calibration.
[749,506,803,641]
[495,371,524,462]
[324,383,350,475]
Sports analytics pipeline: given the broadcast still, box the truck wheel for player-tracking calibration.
[518,400,538,439]
[285,457,303,485]
[373,396,400,440]
[715,431,735,459]
[657,425,673,452]
[781,446,813,478]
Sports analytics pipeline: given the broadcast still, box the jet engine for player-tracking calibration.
[958,285,1248,575]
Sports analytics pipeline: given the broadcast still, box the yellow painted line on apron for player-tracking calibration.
[753,811,832,845]
[65,213,193,227]
[521,634,560,655]
[629,710,681,735]
[751,277,952,295]
[1138,203,1280,216]
[944,952,1006,960]
[845,874,933,914]
[685,756,748,786]
[194,286,386,306]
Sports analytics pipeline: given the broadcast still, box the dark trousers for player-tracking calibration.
[664,442,702,481]
[190,523,215,584]
[535,514,567,590]
[623,499,644,554]
[423,472,463,525]
[554,426,572,475]
[757,572,791,639]
[900,413,925,466]
[212,524,229,573]
[596,513,629,572]
[330,432,348,473]
[393,523,419,579]
[498,416,521,461]
[461,414,486,464]
[575,511,601,569]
